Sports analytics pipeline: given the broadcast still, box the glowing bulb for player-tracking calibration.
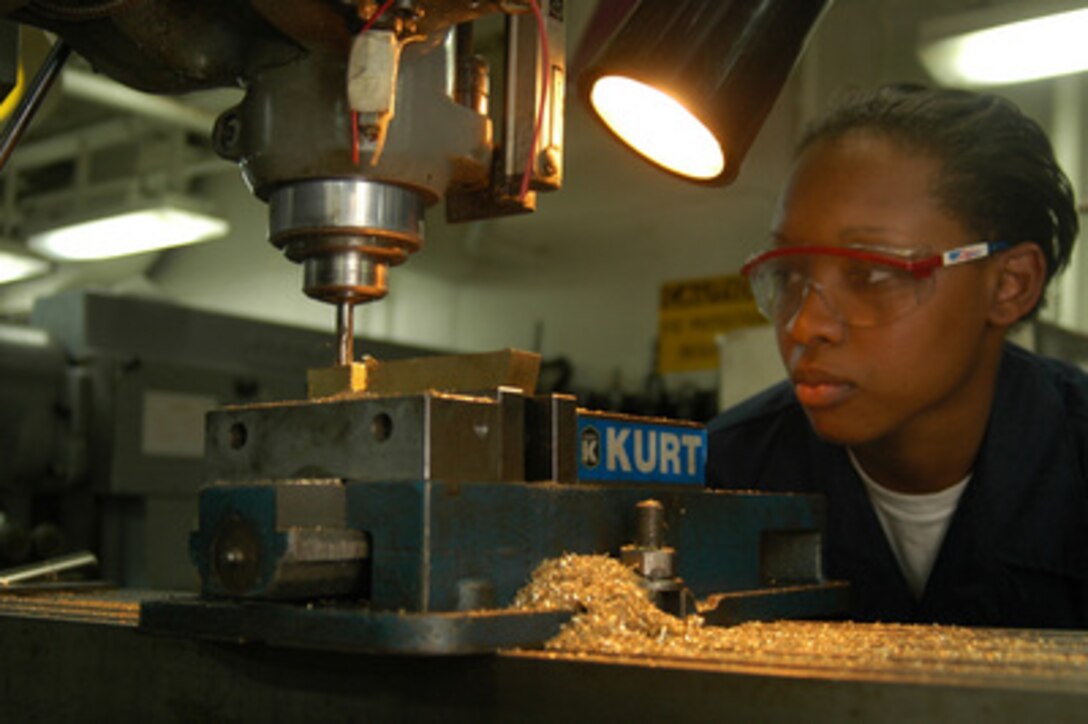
[590,75,725,180]
[29,206,228,261]
[921,8,1088,86]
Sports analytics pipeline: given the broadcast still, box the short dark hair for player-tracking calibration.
[798,84,1078,315]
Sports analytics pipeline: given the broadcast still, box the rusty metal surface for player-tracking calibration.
[10,0,295,93]
[249,0,354,53]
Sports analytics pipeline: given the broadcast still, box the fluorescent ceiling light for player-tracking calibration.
[0,241,50,284]
[920,5,1088,87]
[28,204,228,261]
[590,76,725,180]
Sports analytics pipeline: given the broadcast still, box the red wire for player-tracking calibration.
[362,0,397,33]
[352,0,399,165]
[518,0,550,202]
[351,110,361,165]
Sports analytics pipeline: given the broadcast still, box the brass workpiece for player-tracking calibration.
[307,358,378,398]
[512,554,1088,682]
[220,387,501,414]
[306,348,541,399]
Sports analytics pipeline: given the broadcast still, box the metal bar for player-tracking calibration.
[60,68,217,137]
[0,40,71,173]
[0,551,98,587]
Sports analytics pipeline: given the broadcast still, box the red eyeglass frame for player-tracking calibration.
[740,242,1010,280]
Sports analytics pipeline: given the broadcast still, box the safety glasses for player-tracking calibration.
[741,242,1009,328]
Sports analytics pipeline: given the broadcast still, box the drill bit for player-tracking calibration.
[336,302,355,365]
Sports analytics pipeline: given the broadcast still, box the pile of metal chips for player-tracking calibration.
[512,553,700,656]
[512,553,1088,678]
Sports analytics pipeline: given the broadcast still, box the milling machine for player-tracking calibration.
[2,2,1087,721]
[1,0,843,626]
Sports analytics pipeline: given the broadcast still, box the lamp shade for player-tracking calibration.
[580,0,830,185]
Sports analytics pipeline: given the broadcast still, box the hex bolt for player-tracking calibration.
[540,149,559,177]
[212,109,243,161]
[636,499,665,550]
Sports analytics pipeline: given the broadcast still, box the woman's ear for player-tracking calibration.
[989,242,1047,327]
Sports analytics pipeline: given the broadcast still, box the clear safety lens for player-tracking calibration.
[748,253,934,327]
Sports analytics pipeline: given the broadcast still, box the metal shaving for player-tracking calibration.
[511,554,1088,677]
[512,553,701,657]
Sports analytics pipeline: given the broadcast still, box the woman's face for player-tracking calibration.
[771,132,1002,446]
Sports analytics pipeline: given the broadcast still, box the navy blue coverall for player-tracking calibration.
[706,344,1088,628]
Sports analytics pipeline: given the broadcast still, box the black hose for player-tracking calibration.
[0,40,70,174]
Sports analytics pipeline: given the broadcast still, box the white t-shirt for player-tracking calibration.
[847,448,970,599]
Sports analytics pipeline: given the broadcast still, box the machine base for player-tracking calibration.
[3,589,1088,722]
[141,594,571,655]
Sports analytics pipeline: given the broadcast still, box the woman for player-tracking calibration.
[706,84,1088,627]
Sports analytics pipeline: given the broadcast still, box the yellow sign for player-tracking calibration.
[658,274,766,374]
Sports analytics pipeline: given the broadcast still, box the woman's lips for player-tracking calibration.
[792,370,855,408]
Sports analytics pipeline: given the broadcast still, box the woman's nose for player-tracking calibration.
[783,281,847,345]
